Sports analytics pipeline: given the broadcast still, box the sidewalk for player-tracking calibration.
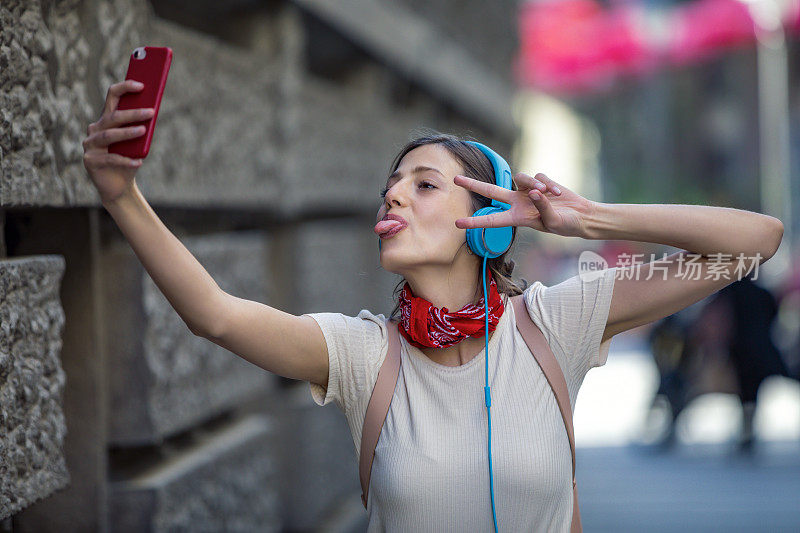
[577,440,800,532]
[575,330,800,531]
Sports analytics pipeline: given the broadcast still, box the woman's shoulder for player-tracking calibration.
[517,268,618,383]
[302,307,390,357]
[303,306,388,327]
[522,268,617,318]
[302,307,392,410]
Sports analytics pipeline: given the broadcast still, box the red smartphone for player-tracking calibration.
[108,46,172,159]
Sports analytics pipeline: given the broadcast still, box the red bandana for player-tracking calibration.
[397,266,505,349]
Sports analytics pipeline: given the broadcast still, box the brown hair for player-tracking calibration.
[385,129,529,321]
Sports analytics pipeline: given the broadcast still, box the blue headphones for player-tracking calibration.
[463,141,514,258]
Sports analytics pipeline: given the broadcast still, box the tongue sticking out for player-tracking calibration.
[374,219,404,235]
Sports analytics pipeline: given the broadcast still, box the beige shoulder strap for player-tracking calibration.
[510,294,582,533]
[358,317,401,509]
[358,300,582,532]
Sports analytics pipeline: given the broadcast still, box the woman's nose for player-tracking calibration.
[384,182,407,207]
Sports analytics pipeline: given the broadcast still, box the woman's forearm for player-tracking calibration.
[102,182,225,337]
[582,202,784,261]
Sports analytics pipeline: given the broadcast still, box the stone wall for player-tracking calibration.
[0,257,69,518]
[0,0,518,530]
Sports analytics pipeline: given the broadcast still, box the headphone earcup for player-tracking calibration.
[465,206,513,259]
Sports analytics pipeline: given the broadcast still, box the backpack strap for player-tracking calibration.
[359,317,402,509]
[358,300,583,532]
[510,294,582,533]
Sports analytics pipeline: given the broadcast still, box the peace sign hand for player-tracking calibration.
[453,172,597,238]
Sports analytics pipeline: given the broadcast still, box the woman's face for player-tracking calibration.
[375,143,475,275]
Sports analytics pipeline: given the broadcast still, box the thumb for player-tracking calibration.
[528,189,558,228]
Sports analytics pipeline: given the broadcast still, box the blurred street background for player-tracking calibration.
[513,0,800,529]
[1,0,799,531]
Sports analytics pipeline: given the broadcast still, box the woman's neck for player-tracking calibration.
[402,260,484,311]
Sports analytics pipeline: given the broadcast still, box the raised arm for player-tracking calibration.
[83,79,330,388]
[452,171,784,345]
[581,202,784,341]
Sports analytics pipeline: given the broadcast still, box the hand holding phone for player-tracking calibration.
[108,46,172,159]
[82,46,172,205]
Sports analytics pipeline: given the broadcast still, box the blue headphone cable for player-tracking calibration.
[483,255,499,532]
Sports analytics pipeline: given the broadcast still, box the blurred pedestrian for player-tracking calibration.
[707,273,791,453]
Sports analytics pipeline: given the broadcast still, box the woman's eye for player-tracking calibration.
[379,181,435,198]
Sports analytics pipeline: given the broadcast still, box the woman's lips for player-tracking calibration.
[374,219,408,239]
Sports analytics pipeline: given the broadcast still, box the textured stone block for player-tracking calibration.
[0,256,69,520]
[0,0,294,208]
[273,382,360,531]
[278,73,421,216]
[0,0,101,206]
[279,63,511,217]
[102,230,276,446]
[109,414,280,532]
[119,15,287,207]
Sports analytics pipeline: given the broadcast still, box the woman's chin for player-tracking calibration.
[379,251,410,274]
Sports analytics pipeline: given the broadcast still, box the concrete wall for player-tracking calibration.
[0,0,518,530]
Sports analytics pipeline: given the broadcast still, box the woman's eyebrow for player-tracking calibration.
[385,166,444,187]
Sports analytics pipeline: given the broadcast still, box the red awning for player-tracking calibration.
[516,0,800,95]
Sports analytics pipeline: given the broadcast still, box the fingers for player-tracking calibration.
[84,151,142,168]
[528,173,562,195]
[104,107,154,130]
[513,172,546,193]
[528,187,557,224]
[84,124,146,150]
[455,209,515,229]
[514,172,562,195]
[453,175,516,204]
[103,79,144,117]
[514,172,547,192]
[456,172,562,200]
[88,80,149,150]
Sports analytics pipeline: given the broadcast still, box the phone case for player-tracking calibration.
[108,46,172,159]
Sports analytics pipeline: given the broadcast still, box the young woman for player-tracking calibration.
[84,80,784,532]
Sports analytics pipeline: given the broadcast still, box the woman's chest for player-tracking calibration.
[367,353,573,522]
